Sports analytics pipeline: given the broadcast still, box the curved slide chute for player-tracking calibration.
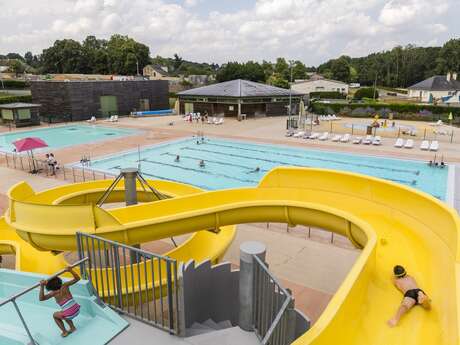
[2,167,460,345]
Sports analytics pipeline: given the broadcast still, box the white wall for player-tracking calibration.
[408,89,455,103]
[292,79,349,95]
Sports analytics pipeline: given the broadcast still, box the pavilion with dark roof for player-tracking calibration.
[177,79,305,118]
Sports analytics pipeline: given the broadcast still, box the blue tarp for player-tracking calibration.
[133,109,174,116]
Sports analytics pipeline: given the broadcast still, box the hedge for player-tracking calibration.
[0,80,30,89]
[311,101,460,123]
[0,95,32,104]
[310,91,346,99]
[353,87,378,100]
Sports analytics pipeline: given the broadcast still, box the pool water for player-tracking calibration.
[86,137,448,200]
[0,269,128,345]
[0,125,138,152]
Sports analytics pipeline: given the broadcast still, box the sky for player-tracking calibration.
[0,0,458,66]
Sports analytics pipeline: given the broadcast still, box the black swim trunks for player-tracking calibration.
[404,289,424,304]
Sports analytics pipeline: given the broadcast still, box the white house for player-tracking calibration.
[292,78,349,95]
[408,72,460,103]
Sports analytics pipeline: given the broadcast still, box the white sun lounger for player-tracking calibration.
[319,132,329,141]
[215,118,224,125]
[293,131,305,138]
[353,136,362,144]
[363,135,373,145]
[394,138,404,148]
[340,134,351,143]
[308,132,320,139]
[420,140,430,151]
[429,141,439,151]
[372,136,382,145]
[332,134,342,142]
[87,116,96,123]
[404,139,414,149]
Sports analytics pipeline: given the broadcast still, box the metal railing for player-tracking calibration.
[253,255,294,345]
[76,232,179,334]
[0,258,88,345]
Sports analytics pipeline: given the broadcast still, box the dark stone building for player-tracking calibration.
[31,80,169,122]
[177,79,305,118]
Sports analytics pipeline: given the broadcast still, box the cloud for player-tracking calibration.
[0,0,458,65]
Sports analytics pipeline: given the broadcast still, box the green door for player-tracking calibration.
[184,103,194,114]
[100,96,118,116]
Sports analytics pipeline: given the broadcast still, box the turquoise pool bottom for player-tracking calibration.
[0,125,138,152]
[0,269,128,345]
[86,137,448,200]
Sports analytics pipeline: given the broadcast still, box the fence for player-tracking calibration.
[0,258,88,345]
[0,152,117,182]
[253,254,294,345]
[76,232,179,334]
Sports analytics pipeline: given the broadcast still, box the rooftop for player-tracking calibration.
[178,79,305,98]
[408,75,460,91]
[0,102,41,109]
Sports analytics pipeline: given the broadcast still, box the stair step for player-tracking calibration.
[187,327,214,337]
[185,326,260,345]
[217,320,233,329]
[190,322,213,331]
[202,319,221,330]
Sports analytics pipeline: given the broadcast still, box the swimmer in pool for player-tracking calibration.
[199,160,205,168]
[175,155,180,162]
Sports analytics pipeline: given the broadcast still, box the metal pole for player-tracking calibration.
[12,300,36,345]
[239,241,266,331]
[122,168,140,262]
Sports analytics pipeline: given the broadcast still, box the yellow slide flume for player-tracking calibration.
[3,167,460,344]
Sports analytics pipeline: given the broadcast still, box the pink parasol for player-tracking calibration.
[13,137,48,173]
[13,137,48,152]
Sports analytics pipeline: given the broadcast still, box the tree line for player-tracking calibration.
[317,39,460,87]
[1,36,459,88]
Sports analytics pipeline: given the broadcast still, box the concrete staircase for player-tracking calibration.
[186,318,233,336]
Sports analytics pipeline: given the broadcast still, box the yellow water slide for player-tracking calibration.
[2,167,460,344]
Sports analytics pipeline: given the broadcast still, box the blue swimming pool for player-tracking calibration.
[85,137,449,200]
[0,125,138,152]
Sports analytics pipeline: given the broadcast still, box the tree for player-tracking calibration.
[268,73,289,89]
[41,39,84,73]
[106,34,150,75]
[216,61,265,82]
[173,54,183,71]
[330,56,351,83]
[8,60,25,76]
[274,58,289,80]
[292,60,308,80]
[6,53,24,61]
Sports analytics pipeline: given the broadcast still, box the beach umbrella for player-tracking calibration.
[13,137,48,173]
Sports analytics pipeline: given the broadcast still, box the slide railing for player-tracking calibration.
[76,232,179,334]
[0,257,88,345]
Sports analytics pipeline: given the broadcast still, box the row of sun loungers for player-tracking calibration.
[288,130,441,152]
[318,114,341,121]
[87,115,118,123]
[394,138,439,151]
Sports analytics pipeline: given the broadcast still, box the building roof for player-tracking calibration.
[0,102,41,109]
[144,64,169,76]
[293,78,348,86]
[178,79,304,98]
[408,75,460,91]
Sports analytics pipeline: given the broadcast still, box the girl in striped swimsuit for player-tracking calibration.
[39,266,81,337]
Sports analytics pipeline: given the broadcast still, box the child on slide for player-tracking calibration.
[39,266,81,337]
[388,265,431,327]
